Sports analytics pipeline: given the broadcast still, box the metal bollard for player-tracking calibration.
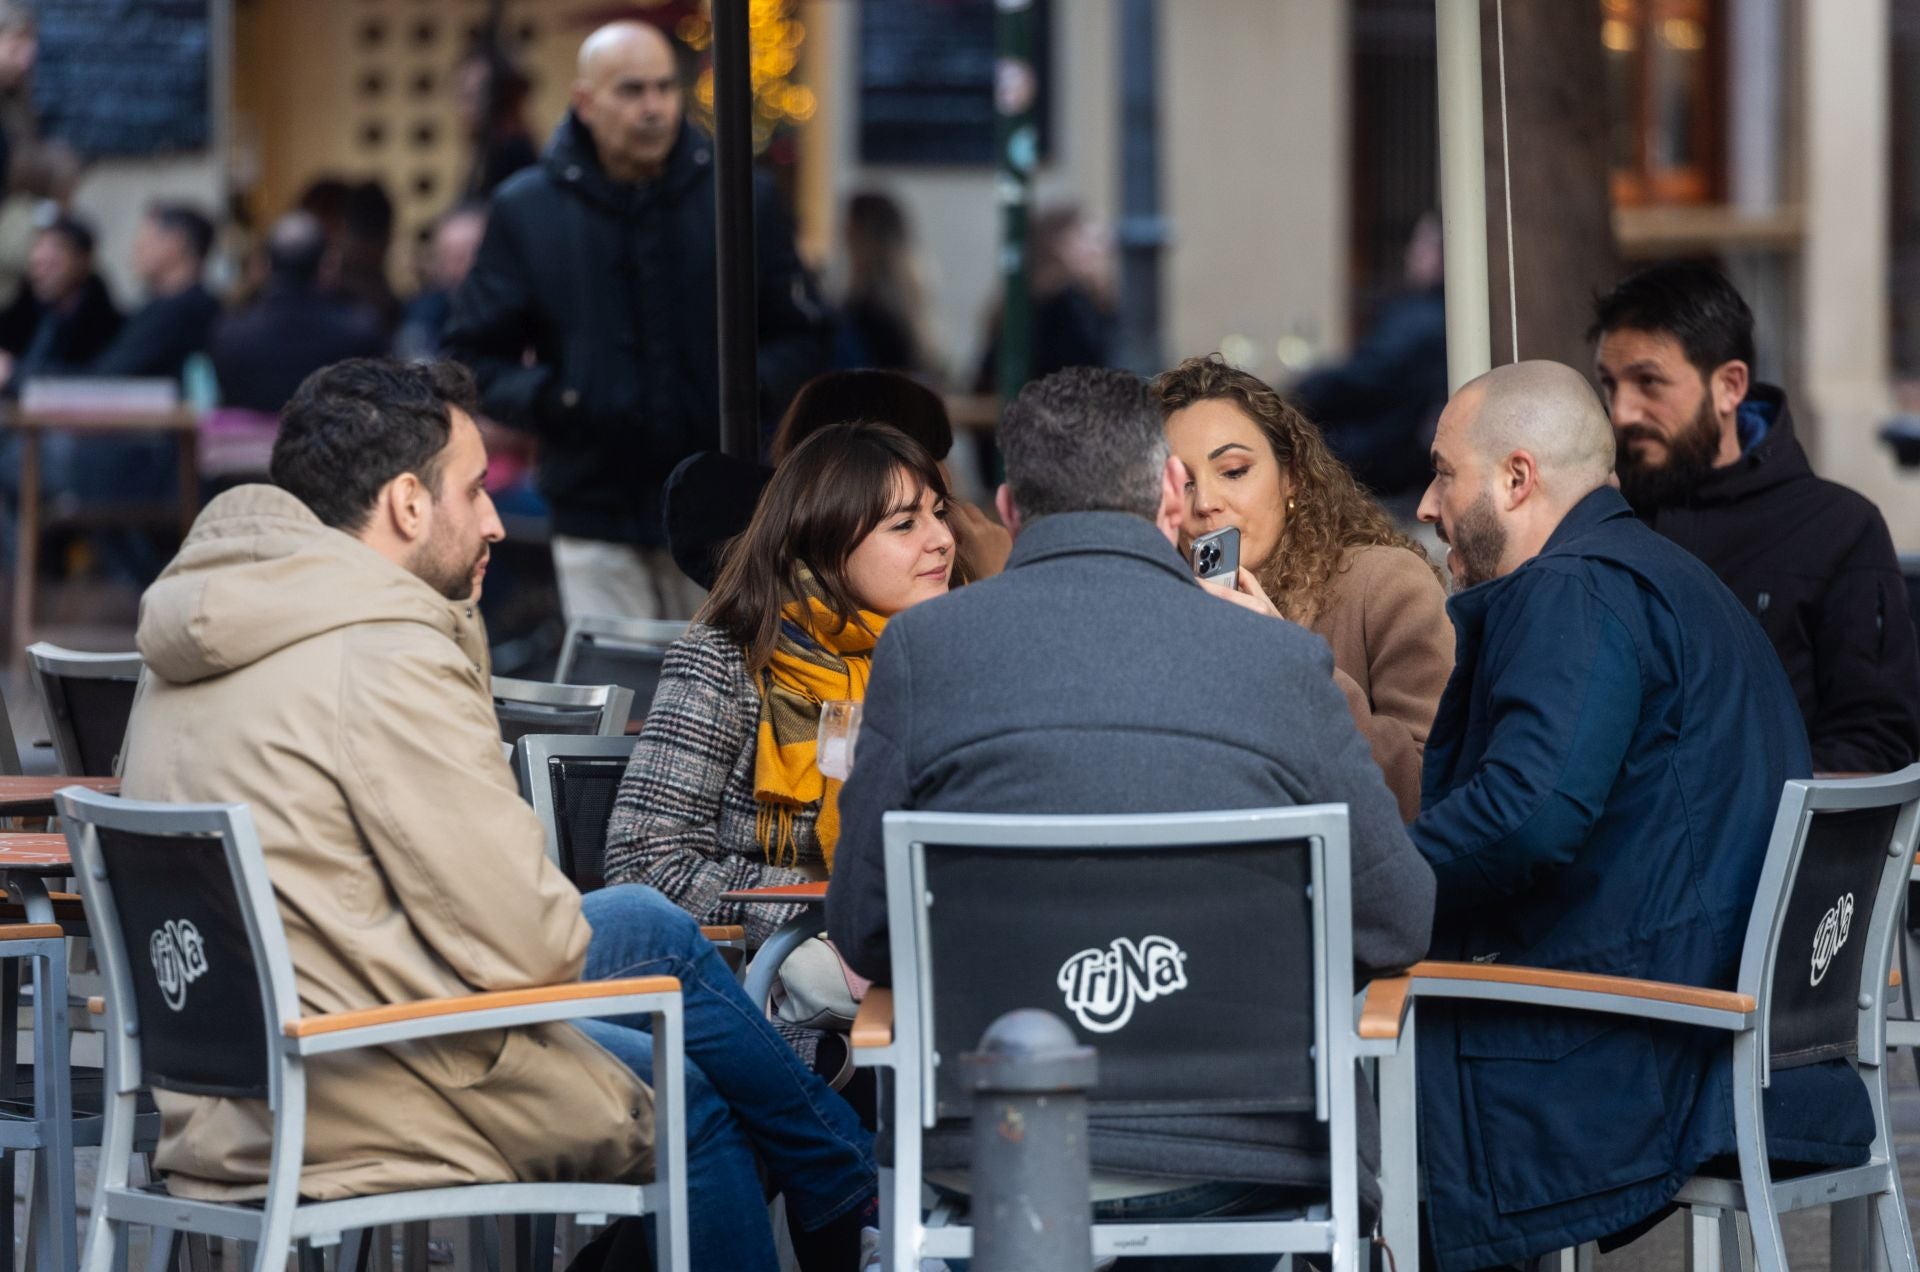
[962,1009,1099,1272]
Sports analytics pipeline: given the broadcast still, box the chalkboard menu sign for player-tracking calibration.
[34,0,210,157]
[858,0,1052,166]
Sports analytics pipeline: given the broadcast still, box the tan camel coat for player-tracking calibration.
[120,485,651,1200]
[1312,544,1454,821]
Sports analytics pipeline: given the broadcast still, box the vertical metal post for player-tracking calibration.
[995,0,1038,404]
[1435,0,1493,389]
[1116,0,1166,376]
[964,1010,1097,1272]
[712,0,760,459]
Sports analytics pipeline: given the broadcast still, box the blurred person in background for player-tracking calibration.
[1291,212,1449,500]
[973,203,1117,394]
[210,210,385,415]
[0,212,120,392]
[833,190,933,376]
[456,44,538,201]
[0,140,79,332]
[447,19,830,624]
[395,202,487,360]
[1156,355,1451,821]
[86,201,220,379]
[0,1,37,200]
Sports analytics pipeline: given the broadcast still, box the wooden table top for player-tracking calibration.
[0,776,119,816]
[721,882,828,904]
[3,406,201,433]
[0,834,71,871]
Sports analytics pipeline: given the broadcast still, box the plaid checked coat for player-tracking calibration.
[604,623,823,945]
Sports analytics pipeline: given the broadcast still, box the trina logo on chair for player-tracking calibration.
[1056,935,1189,1033]
[1809,892,1854,988]
[150,919,209,1011]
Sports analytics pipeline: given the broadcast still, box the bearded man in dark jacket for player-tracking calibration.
[445,19,829,622]
[1592,262,1920,775]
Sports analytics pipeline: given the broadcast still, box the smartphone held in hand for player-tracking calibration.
[1190,526,1241,584]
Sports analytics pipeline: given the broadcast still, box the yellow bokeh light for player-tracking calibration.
[1659,17,1706,51]
[1601,18,1636,52]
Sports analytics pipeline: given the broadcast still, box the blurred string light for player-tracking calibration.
[676,0,814,154]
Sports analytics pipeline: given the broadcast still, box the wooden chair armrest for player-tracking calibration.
[1409,960,1754,1021]
[0,923,67,943]
[285,976,682,1039]
[700,925,747,945]
[1358,975,1413,1041]
[851,987,893,1049]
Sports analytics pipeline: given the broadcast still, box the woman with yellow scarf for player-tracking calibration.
[604,421,959,1068]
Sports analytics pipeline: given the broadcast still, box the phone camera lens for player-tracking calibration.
[1198,544,1219,573]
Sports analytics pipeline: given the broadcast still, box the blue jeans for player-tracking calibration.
[574,886,875,1271]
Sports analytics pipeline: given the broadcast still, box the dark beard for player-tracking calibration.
[1616,396,1722,510]
[1450,490,1508,589]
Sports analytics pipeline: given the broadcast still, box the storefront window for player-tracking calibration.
[1603,0,1721,205]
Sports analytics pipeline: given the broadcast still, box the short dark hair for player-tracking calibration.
[1589,262,1756,378]
[770,369,954,464]
[270,358,478,532]
[1001,366,1167,521]
[40,213,94,259]
[146,201,215,262]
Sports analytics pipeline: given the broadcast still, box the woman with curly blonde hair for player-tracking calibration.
[1154,354,1452,818]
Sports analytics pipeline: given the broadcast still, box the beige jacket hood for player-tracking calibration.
[122,486,651,1200]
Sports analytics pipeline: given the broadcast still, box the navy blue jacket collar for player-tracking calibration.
[1005,510,1198,586]
[1540,484,1636,555]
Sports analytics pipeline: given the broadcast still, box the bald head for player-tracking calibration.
[572,21,683,182]
[1419,361,1620,589]
[1456,360,1615,490]
[578,20,674,84]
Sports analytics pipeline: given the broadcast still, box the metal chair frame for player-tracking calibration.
[555,618,687,681]
[59,786,690,1272]
[1392,769,1920,1272]
[0,924,73,1272]
[0,679,22,777]
[857,806,1388,1271]
[25,645,143,777]
[490,677,633,740]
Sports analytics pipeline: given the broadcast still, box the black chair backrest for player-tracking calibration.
[565,641,670,727]
[544,753,630,892]
[1766,802,1906,1068]
[920,838,1317,1119]
[96,826,271,1098]
[495,700,607,748]
[0,682,20,777]
[64,676,139,775]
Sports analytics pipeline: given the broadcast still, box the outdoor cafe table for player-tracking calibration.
[0,834,74,925]
[721,882,828,1008]
[0,777,119,821]
[4,405,201,668]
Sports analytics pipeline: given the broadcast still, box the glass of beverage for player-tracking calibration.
[817,700,862,780]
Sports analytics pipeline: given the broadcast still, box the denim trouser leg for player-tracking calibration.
[573,1018,781,1271]
[580,886,877,1230]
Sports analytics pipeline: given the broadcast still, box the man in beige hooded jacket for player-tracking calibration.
[121,358,874,1270]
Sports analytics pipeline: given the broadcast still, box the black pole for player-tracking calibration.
[1116,0,1165,375]
[994,0,1037,406]
[712,0,759,459]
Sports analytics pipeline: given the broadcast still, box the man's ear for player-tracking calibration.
[994,484,1021,536]
[385,472,432,544]
[1500,449,1541,513]
[1710,359,1750,421]
[1156,456,1189,545]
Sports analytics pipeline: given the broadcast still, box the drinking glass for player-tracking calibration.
[817,700,862,780]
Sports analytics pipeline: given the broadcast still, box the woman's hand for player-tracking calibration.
[1200,567,1283,620]
[949,500,1013,578]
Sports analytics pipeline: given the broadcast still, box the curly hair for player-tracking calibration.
[1153,355,1442,625]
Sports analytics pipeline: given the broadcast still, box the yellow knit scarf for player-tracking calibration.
[753,590,884,871]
